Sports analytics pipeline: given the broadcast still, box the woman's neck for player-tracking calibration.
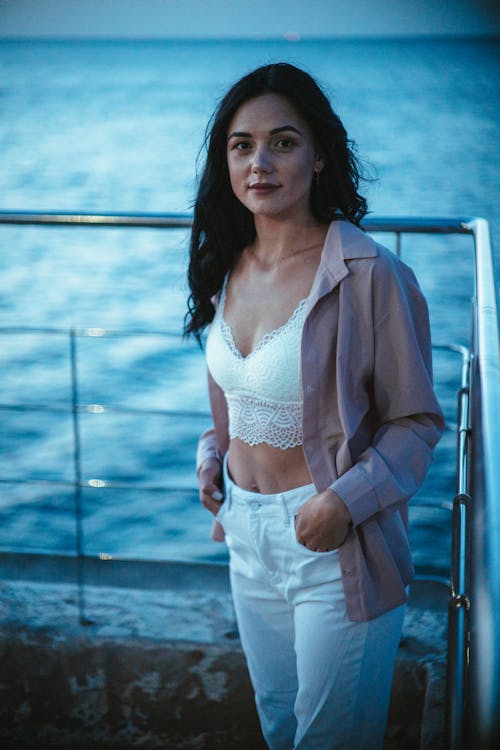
[251,215,328,267]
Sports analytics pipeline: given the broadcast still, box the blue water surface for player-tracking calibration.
[0,38,499,572]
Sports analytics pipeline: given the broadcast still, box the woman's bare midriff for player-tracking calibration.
[227,438,313,494]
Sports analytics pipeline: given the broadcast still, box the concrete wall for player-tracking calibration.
[0,556,448,749]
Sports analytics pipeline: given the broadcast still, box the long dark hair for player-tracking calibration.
[184,62,368,342]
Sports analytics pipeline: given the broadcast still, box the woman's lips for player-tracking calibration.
[249,183,280,193]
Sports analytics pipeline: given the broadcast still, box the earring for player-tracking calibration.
[314,170,321,187]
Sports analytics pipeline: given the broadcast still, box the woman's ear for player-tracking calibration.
[314,153,324,174]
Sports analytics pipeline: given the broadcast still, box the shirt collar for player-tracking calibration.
[308,219,378,307]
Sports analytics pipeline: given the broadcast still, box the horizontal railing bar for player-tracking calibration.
[0,476,197,492]
[0,403,450,429]
[0,210,478,234]
[0,402,210,418]
[414,572,451,587]
[410,498,454,511]
[0,475,454,509]
[433,343,470,357]
[0,323,468,356]
[363,217,475,234]
[0,210,193,228]
[0,325,183,338]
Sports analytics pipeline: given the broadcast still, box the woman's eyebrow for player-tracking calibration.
[227,125,303,140]
[227,131,252,140]
[270,125,302,136]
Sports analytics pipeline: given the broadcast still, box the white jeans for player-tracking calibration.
[217,457,405,750]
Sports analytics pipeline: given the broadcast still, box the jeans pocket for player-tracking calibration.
[215,491,232,523]
[290,515,339,556]
[215,501,227,522]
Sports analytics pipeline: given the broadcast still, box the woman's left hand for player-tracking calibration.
[295,489,352,552]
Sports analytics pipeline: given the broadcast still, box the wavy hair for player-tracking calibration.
[184,62,369,342]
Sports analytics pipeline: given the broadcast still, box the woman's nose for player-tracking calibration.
[251,145,272,173]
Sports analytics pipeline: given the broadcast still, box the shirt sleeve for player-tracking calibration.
[330,253,445,527]
[196,427,222,475]
[196,369,228,474]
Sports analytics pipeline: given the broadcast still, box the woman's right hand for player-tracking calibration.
[198,457,224,516]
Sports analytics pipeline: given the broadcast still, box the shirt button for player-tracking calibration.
[305,385,315,393]
[342,568,354,577]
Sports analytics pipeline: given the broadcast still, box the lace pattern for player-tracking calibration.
[226,393,303,449]
[220,282,308,361]
[206,275,309,450]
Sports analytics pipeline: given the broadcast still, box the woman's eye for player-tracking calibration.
[275,138,294,150]
[233,141,252,151]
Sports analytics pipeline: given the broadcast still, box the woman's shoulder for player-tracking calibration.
[326,219,377,261]
[371,241,421,291]
[326,220,408,277]
[325,221,423,306]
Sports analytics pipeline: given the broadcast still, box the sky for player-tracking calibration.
[0,0,499,39]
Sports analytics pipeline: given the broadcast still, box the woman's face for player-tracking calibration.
[226,93,323,222]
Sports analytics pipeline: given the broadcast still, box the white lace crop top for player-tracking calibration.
[206,278,308,450]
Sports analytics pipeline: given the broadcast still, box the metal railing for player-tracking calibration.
[1,211,499,748]
[463,218,500,750]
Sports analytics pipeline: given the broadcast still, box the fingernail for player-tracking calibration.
[212,490,224,501]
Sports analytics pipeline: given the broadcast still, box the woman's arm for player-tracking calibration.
[196,367,229,473]
[196,371,229,539]
[330,254,445,526]
[331,412,443,527]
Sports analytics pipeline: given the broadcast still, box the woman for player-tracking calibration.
[185,63,444,750]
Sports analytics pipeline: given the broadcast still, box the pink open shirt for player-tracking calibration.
[197,220,445,621]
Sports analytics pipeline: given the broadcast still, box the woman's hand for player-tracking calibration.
[295,488,352,552]
[198,457,224,516]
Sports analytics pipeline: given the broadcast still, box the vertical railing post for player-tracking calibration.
[69,328,92,626]
[448,492,471,749]
[447,350,472,749]
[395,231,402,257]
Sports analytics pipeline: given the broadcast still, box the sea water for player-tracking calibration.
[0,38,499,572]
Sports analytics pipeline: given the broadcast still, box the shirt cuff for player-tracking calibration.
[330,463,381,527]
[196,443,222,476]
